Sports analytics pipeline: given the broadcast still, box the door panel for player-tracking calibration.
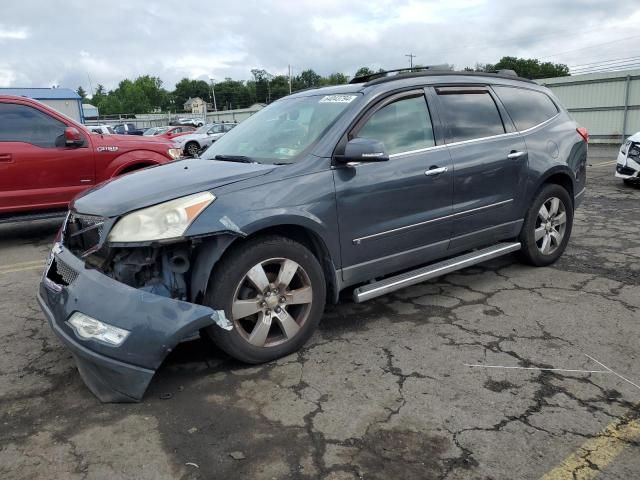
[333,91,454,285]
[434,87,528,248]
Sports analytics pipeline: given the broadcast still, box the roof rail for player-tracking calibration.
[353,69,535,87]
[349,65,452,84]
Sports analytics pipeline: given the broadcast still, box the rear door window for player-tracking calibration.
[436,89,505,143]
[356,94,435,155]
[493,86,559,131]
[0,103,66,147]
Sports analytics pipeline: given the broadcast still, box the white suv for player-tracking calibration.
[616,132,640,185]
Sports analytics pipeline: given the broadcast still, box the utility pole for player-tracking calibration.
[209,78,217,112]
[405,53,416,69]
[288,65,292,95]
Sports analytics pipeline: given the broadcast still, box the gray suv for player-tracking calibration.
[38,70,588,402]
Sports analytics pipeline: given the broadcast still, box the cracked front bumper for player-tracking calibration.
[38,244,221,403]
[615,151,640,180]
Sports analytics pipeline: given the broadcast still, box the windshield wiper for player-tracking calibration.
[214,154,260,164]
[273,162,293,165]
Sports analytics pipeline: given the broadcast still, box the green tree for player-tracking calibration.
[76,86,87,99]
[322,72,349,86]
[173,78,211,111]
[486,56,569,79]
[355,67,374,77]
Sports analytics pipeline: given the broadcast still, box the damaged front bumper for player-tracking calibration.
[38,243,230,402]
[616,144,640,181]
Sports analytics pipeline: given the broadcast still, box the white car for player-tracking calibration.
[174,123,236,157]
[616,132,640,185]
[86,124,115,135]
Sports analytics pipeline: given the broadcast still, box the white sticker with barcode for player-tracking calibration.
[319,95,358,103]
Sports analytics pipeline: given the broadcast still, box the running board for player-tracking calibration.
[353,242,521,303]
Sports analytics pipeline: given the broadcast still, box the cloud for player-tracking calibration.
[0,25,29,40]
[0,0,638,93]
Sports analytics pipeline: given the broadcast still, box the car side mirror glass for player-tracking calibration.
[338,137,389,164]
[64,127,84,147]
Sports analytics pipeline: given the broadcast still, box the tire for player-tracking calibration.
[623,178,639,187]
[185,142,200,157]
[518,183,573,267]
[204,235,326,364]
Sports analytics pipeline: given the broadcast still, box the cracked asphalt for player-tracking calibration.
[1,145,639,480]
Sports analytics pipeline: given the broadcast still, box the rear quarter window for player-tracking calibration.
[493,86,559,131]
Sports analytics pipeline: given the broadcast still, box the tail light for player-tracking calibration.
[576,127,589,143]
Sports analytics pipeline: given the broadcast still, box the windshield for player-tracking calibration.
[195,124,211,134]
[201,93,360,164]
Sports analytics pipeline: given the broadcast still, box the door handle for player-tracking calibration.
[0,153,13,163]
[507,151,526,159]
[425,166,448,176]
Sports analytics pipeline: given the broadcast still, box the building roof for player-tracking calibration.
[0,87,81,100]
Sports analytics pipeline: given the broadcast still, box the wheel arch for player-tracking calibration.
[190,223,340,306]
[531,166,576,207]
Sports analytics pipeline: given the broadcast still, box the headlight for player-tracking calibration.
[168,148,182,159]
[67,312,130,347]
[108,191,215,243]
[621,140,631,155]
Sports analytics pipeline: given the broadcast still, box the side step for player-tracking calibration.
[0,209,68,225]
[353,242,521,303]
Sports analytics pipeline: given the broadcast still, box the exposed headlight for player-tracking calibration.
[168,148,182,159]
[108,191,215,243]
[67,312,130,347]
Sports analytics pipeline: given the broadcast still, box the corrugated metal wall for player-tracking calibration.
[537,69,640,143]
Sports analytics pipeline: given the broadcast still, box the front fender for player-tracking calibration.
[104,150,171,178]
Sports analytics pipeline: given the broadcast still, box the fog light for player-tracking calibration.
[67,312,130,347]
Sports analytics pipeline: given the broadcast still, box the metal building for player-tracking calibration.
[537,69,640,144]
[0,87,84,123]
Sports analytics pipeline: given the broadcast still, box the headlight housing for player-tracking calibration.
[108,191,215,243]
[67,312,130,347]
[168,147,182,159]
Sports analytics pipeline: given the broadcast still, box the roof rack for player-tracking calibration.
[350,65,452,84]
[350,67,534,86]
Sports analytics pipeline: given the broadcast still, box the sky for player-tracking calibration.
[1,0,640,95]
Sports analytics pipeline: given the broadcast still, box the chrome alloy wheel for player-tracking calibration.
[231,258,313,348]
[535,197,567,255]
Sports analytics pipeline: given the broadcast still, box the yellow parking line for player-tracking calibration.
[541,418,640,480]
[0,259,45,269]
[0,263,45,275]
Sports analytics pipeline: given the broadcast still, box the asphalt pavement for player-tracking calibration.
[0,145,638,480]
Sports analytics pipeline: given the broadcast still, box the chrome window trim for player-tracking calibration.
[352,199,513,244]
[388,143,446,158]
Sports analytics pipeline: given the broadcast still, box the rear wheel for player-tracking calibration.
[518,184,573,266]
[204,236,326,364]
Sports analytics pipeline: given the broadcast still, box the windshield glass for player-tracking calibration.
[201,93,360,164]
[195,124,211,134]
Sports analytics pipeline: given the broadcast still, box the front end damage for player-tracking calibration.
[38,211,238,402]
[616,140,640,182]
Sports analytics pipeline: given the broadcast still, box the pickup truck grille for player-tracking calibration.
[63,213,106,257]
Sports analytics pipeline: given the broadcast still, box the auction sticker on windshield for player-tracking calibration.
[319,95,358,103]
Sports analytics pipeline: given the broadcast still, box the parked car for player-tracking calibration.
[616,133,640,185]
[170,117,205,128]
[38,70,587,402]
[158,125,196,139]
[0,95,182,220]
[143,126,170,136]
[87,125,115,135]
[113,123,145,135]
[175,123,236,156]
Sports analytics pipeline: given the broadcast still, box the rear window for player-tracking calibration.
[493,86,559,131]
[436,90,505,143]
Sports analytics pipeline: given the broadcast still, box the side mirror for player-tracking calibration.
[338,138,389,164]
[64,127,84,147]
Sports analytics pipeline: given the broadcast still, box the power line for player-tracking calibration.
[571,64,640,75]
[568,55,640,69]
[539,35,640,60]
[572,59,640,72]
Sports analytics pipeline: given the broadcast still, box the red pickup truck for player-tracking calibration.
[0,96,181,221]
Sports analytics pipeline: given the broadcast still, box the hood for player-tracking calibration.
[626,132,640,143]
[73,159,275,217]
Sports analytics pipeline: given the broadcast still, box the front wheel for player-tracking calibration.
[518,184,573,267]
[204,236,326,364]
[185,142,200,157]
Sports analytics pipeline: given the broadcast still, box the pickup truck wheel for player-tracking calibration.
[185,142,200,157]
[518,184,573,267]
[204,236,326,364]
